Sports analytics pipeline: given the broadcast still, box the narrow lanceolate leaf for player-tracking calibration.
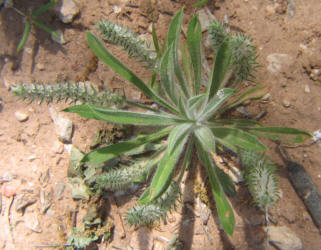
[194,126,216,153]
[17,20,31,52]
[64,104,185,125]
[167,123,192,153]
[244,126,312,143]
[208,40,232,99]
[160,43,178,105]
[212,127,267,152]
[152,22,160,55]
[81,127,171,165]
[166,8,189,97]
[199,88,236,121]
[86,32,178,113]
[32,18,59,40]
[187,15,202,95]
[196,140,235,236]
[139,128,189,203]
[32,0,57,16]
[187,93,207,118]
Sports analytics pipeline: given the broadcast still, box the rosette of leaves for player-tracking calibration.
[64,10,310,235]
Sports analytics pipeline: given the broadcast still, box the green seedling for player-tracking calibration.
[5,0,60,52]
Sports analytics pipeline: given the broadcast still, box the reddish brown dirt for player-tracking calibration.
[1,0,321,249]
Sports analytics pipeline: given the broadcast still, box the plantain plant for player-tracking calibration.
[61,10,310,235]
[11,9,310,236]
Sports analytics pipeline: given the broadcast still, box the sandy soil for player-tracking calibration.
[0,0,321,249]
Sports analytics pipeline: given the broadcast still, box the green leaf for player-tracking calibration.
[212,127,268,152]
[160,43,178,104]
[32,17,60,40]
[167,123,192,153]
[187,93,207,118]
[216,168,236,196]
[221,84,266,113]
[245,126,311,143]
[199,88,236,121]
[211,119,262,127]
[32,0,57,17]
[187,15,202,95]
[208,40,232,99]
[140,127,189,203]
[64,104,185,125]
[196,141,235,236]
[166,9,189,97]
[182,42,192,89]
[194,126,216,153]
[17,20,31,52]
[81,127,171,165]
[151,22,160,55]
[86,32,178,113]
[194,0,209,8]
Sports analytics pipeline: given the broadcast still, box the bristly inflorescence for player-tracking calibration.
[126,181,181,226]
[239,150,280,211]
[11,82,125,107]
[208,21,259,83]
[97,20,157,68]
[93,159,152,192]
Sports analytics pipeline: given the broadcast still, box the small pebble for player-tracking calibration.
[262,93,271,101]
[28,155,37,161]
[304,84,310,93]
[36,63,45,71]
[14,111,29,122]
[283,99,291,108]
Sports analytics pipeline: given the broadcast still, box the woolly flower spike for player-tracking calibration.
[126,181,181,226]
[208,21,230,50]
[229,34,259,82]
[94,159,152,192]
[239,150,280,211]
[11,82,125,107]
[208,21,259,83]
[97,20,156,68]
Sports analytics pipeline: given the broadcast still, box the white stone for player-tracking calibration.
[55,0,80,24]
[198,7,217,32]
[14,111,29,122]
[304,84,310,93]
[267,226,302,250]
[262,93,271,101]
[266,53,292,73]
[282,99,291,108]
[49,107,73,143]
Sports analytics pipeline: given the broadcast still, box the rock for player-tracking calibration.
[304,84,310,93]
[54,0,80,24]
[266,53,292,73]
[3,78,11,90]
[36,63,45,71]
[282,99,291,108]
[56,182,65,200]
[51,29,67,44]
[129,227,153,250]
[14,111,29,122]
[198,7,217,32]
[262,93,271,101]
[52,140,64,154]
[312,129,321,142]
[15,193,37,212]
[24,212,42,233]
[267,226,303,250]
[310,68,321,81]
[49,107,73,143]
[0,172,17,184]
[153,240,164,250]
